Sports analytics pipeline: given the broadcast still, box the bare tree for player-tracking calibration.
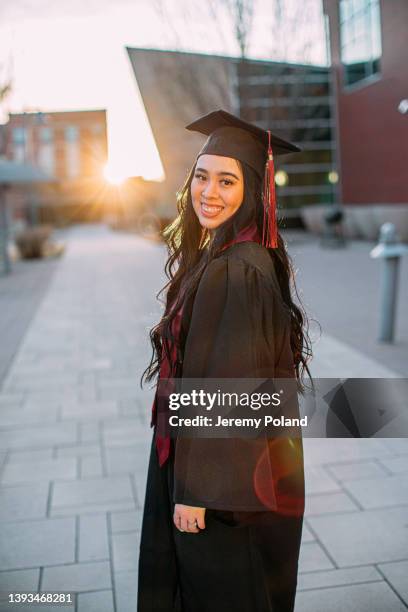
[146,0,240,117]
[0,60,13,125]
[151,0,322,65]
[0,81,11,102]
[216,0,255,58]
[152,0,254,60]
[267,0,321,64]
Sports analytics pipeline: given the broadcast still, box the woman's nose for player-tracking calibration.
[202,180,218,199]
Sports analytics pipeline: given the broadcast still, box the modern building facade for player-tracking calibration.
[127,48,237,220]
[127,47,336,223]
[237,59,338,216]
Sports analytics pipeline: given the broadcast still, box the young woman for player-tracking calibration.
[138,110,312,612]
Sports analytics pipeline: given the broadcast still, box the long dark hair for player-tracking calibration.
[141,160,313,391]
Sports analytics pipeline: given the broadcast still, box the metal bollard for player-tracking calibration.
[370,223,408,342]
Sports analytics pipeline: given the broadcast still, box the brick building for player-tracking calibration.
[323,0,408,208]
[3,109,109,223]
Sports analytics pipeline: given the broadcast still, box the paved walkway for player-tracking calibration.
[0,224,407,612]
[0,254,61,386]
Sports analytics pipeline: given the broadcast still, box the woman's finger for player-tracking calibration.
[196,514,205,530]
[173,513,182,530]
[186,519,200,533]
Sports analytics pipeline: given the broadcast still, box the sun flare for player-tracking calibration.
[103,162,129,186]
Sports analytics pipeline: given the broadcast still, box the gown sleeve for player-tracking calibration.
[172,254,304,513]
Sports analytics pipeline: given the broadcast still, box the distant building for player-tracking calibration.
[5,109,107,182]
[3,109,109,223]
[323,0,408,206]
[127,48,336,224]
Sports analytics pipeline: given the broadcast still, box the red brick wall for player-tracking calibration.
[4,110,109,221]
[5,110,108,181]
[323,0,408,204]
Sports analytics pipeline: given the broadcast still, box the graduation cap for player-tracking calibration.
[186,109,301,248]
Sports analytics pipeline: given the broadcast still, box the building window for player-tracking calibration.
[12,127,30,163]
[40,127,54,143]
[65,126,79,142]
[339,0,382,86]
[12,127,26,144]
[91,124,103,135]
[12,144,25,163]
[11,127,26,162]
[38,145,55,176]
[38,127,55,176]
[64,126,80,178]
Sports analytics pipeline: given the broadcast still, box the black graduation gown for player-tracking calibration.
[138,241,305,612]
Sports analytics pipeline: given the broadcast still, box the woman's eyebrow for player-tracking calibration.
[195,167,240,180]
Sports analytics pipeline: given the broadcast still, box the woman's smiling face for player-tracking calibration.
[190,154,244,230]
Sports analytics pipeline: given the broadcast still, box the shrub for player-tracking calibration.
[14,225,53,259]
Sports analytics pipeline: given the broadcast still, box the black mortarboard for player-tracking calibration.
[185,109,300,179]
[185,109,301,248]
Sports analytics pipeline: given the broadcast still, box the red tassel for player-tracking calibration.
[262,130,278,249]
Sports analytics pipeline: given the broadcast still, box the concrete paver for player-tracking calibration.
[114,570,138,612]
[0,405,58,428]
[325,459,389,481]
[111,532,141,572]
[378,561,408,606]
[305,491,359,516]
[296,581,408,612]
[297,565,383,591]
[0,422,78,450]
[1,457,77,485]
[378,455,408,474]
[342,473,408,508]
[80,454,104,478]
[0,484,49,521]
[298,541,335,572]
[0,517,76,570]
[56,444,101,458]
[111,510,143,534]
[77,590,114,612]
[8,448,53,462]
[51,476,135,510]
[0,246,64,386]
[303,437,394,465]
[41,561,111,592]
[78,514,110,562]
[0,568,40,593]
[308,506,408,566]
[304,465,341,494]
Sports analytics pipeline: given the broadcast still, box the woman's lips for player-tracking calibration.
[201,202,224,218]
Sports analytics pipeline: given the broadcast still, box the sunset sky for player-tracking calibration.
[0,0,327,181]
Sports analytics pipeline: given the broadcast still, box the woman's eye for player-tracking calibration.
[194,173,206,181]
[221,179,233,186]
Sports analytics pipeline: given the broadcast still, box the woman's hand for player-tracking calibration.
[173,504,206,533]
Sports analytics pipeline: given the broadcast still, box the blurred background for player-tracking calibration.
[1,0,406,239]
[0,2,407,611]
